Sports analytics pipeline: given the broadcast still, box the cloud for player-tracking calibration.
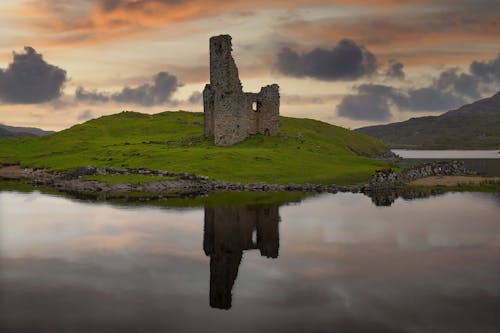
[76,71,181,106]
[386,61,405,80]
[275,39,377,81]
[337,53,500,120]
[337,82,469,121]
[75,87,110,103]
[99,0,185,12]
[470,54,500,84]
[337,84,394,121]
[394,87,467,112]
[187,91,202,104]
[18,0,340,46]
[77,109,94,121]
[0,47,67,104]
[282,94,341,105]
[113,72,179,106]
[278,5,500,66]
[434,69,480,100]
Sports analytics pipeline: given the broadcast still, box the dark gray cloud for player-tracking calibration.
[0,47,67,104]
[76,71,180,106]
[337,84,394,121]
[337,54,500,121]
[386,61,405,80]
[470,54,500,84]
[337,82,469,121]
[275,39,377,81]
[435,69,481,100]
[394,87,466,112]
[113,71,179,106]
[75,87,110,103]
[187,91,202,104]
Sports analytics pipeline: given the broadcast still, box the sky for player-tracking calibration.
[0,0,499,130]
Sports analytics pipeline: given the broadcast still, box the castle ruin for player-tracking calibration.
[203,35,280,146]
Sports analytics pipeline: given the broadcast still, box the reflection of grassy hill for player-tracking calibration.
[0,111,390,185]
[357,92,500,149]
[0,179,312,208]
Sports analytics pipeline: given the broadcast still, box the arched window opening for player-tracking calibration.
[252,101,257,111]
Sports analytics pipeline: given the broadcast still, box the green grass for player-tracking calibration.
[0,110,391,185]
[81,174,176,185]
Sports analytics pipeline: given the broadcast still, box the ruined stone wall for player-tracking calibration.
[256,84,280,136]
[203,84,214,137]
[208,35,248,146]
[203,34,280,146]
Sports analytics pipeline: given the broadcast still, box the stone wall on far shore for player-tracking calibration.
[369,160,476,188]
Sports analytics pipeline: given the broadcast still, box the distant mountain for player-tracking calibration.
[356,91,500,149]
[0,124,55,139]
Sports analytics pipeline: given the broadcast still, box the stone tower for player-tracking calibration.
[203,35,280,146]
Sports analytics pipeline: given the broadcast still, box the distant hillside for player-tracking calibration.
[356,91,500,149]
[0,124,55,139]
[0,111,390,185]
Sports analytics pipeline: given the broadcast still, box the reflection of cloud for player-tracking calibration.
[0,191,204,259]
[281,192,500,250]
[1,191,500,332]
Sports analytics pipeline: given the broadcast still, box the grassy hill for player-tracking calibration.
[0,111,390,185]
[0,124,54,139]
[357,91,500,149]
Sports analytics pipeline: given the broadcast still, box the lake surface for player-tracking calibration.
[392,149,500,176]
[1,190,500,332]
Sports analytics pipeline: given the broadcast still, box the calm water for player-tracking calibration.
[392,149,500,176]
[392,150,500,159]
[1,190,500,332]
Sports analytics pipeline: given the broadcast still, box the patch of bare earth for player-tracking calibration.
[410,176,500,186]
[0,165,24,179]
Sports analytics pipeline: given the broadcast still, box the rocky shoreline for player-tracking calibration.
[2,165,365,195]
[369,160,477,188]
[0,160,483,198]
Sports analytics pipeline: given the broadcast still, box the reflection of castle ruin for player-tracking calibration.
[203,206,280,309]
[203,35,280,146]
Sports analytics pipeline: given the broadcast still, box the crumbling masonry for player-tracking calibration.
[203,35,280,146]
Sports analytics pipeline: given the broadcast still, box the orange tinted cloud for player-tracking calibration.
[279,9,500,66]
[16,0,435,47]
